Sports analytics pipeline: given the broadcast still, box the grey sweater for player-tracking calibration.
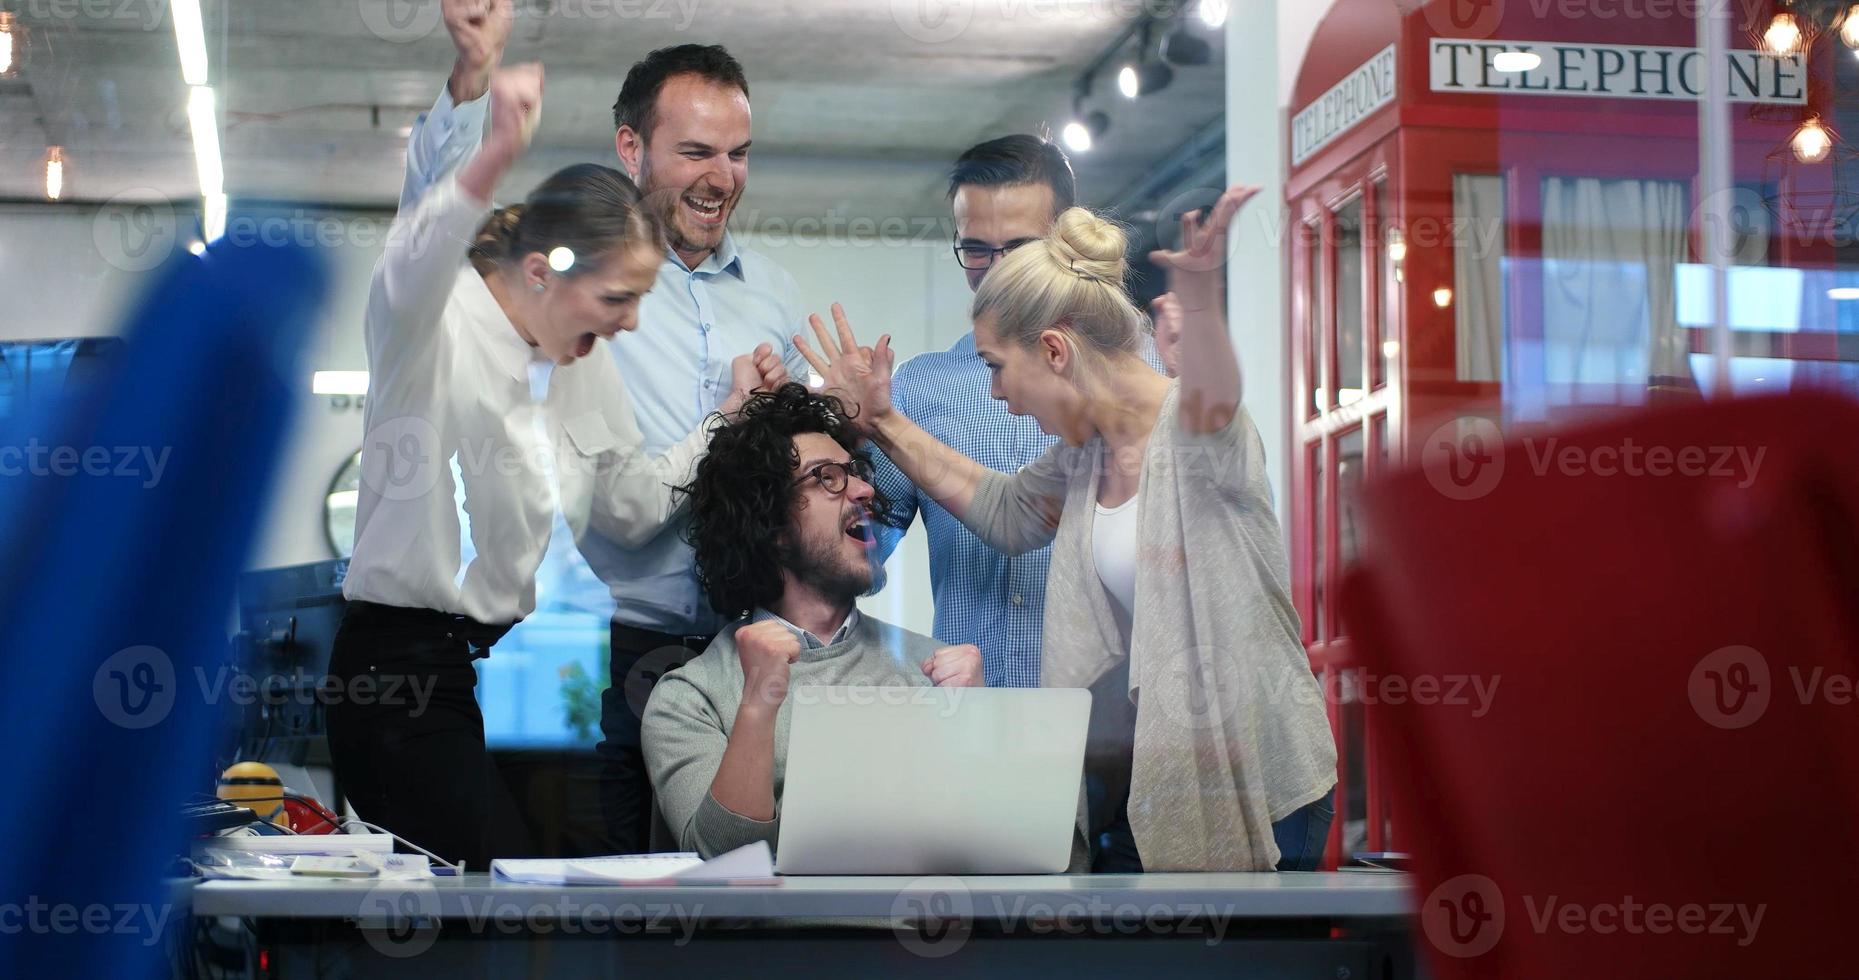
[641,614,941,858]
[963,382,1338,871]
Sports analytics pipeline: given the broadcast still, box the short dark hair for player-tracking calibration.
[947,134,1077,214]
[675,383,896,620]
[611,44,750,143]
[467,163,663,277]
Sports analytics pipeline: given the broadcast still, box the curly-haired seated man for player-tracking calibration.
[641,382,985,858]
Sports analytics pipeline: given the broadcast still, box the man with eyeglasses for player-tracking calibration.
[642,383,983,857]
[868,135,1163,690]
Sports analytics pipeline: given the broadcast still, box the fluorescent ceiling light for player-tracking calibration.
[171,0,208,85]
[313,371,370,395]
[187,85,222,195]
[169,0,207,85]
[203,191,226,243]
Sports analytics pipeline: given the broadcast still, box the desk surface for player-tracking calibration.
[189,871,1412,921]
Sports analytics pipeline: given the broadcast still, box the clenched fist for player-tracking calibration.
[483,63,544,170]
[443,0,513,102]
[921,644,984,688]
[736,619,802,711]
[722,342,790,415]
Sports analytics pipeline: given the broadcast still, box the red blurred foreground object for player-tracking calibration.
[1341,392,1859,979]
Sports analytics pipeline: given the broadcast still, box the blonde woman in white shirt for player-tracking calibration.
[327,65,786,869]
[799,188,1337,872]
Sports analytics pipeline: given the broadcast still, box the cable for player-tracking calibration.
[339,818,465,874]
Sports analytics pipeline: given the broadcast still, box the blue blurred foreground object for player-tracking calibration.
[0,239,328,977]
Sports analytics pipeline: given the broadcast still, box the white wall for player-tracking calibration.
[1279,0,1331,106]
[1232,0,1295,531]
[748,233,977,638]
[0,205,156,339]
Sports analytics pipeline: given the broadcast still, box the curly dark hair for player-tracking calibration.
[677,382,895,620]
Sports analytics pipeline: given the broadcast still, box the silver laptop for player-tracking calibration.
[775,686,1091,875]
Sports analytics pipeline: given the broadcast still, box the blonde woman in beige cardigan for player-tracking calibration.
[795,186,1336,872]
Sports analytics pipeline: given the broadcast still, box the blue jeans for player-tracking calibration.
[1093,785,1336,872]
[1268,787,1336,872]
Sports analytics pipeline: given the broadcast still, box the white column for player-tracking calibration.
[1227,0,1291,530]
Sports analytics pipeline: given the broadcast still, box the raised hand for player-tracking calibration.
[443,0,514,103]
[921,644,984,688]
[486,63,543,163]
[751,343,789,391]
[1149,291,1183,378]
[721,343,789,414]
[793,302,894,433]
[736,619,802,711]
[457,63,542,204]
[1147,185,1257,317]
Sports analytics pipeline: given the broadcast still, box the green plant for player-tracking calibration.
[558,638,611,743]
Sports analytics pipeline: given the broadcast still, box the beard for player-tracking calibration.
[666,197,729,256]
[777,524,877,606]
[637,166,734,258]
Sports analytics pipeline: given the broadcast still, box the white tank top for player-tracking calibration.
[1093,493,1140,635]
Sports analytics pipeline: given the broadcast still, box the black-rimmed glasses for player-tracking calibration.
[794,457,876,495]
[953,236,1038,271]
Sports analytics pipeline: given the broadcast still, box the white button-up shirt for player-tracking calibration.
[343,175,708,625]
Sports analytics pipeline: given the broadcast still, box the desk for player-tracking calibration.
[186,872,1417,978]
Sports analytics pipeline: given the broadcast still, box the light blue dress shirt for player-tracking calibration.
[402,87,813,634]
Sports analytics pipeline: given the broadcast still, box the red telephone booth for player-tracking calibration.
[1285,0,1839,864]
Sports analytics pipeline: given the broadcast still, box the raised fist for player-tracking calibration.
[736,619,802,710]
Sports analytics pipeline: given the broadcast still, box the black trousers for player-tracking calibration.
[594,622,713,853]
[325,600,512,871]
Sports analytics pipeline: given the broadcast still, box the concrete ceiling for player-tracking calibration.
[0,0,1226,224]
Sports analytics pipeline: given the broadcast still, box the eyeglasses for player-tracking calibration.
[953,236,1038,271]
[794,457,876,495]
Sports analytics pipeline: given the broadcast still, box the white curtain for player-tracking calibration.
[1453,175,1506,383]
[1541,177,1690,388]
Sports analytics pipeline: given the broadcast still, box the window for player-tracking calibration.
[450,462,614,748]
[1309,439,1327,641]
[1305,220,1324,418]
[1540,176,1690,394]
[1452,174,1507,384]
[1336,669,1369,858]
[0,338,123,420]
[1336,427,1365,630]
[1375,181,1395,389]
[1334,197,1365,406]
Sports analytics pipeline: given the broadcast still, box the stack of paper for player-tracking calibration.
[491,841,777,885]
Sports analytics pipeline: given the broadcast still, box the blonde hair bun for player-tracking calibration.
[971,204,1146,367]
[1045,207,1127,284]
